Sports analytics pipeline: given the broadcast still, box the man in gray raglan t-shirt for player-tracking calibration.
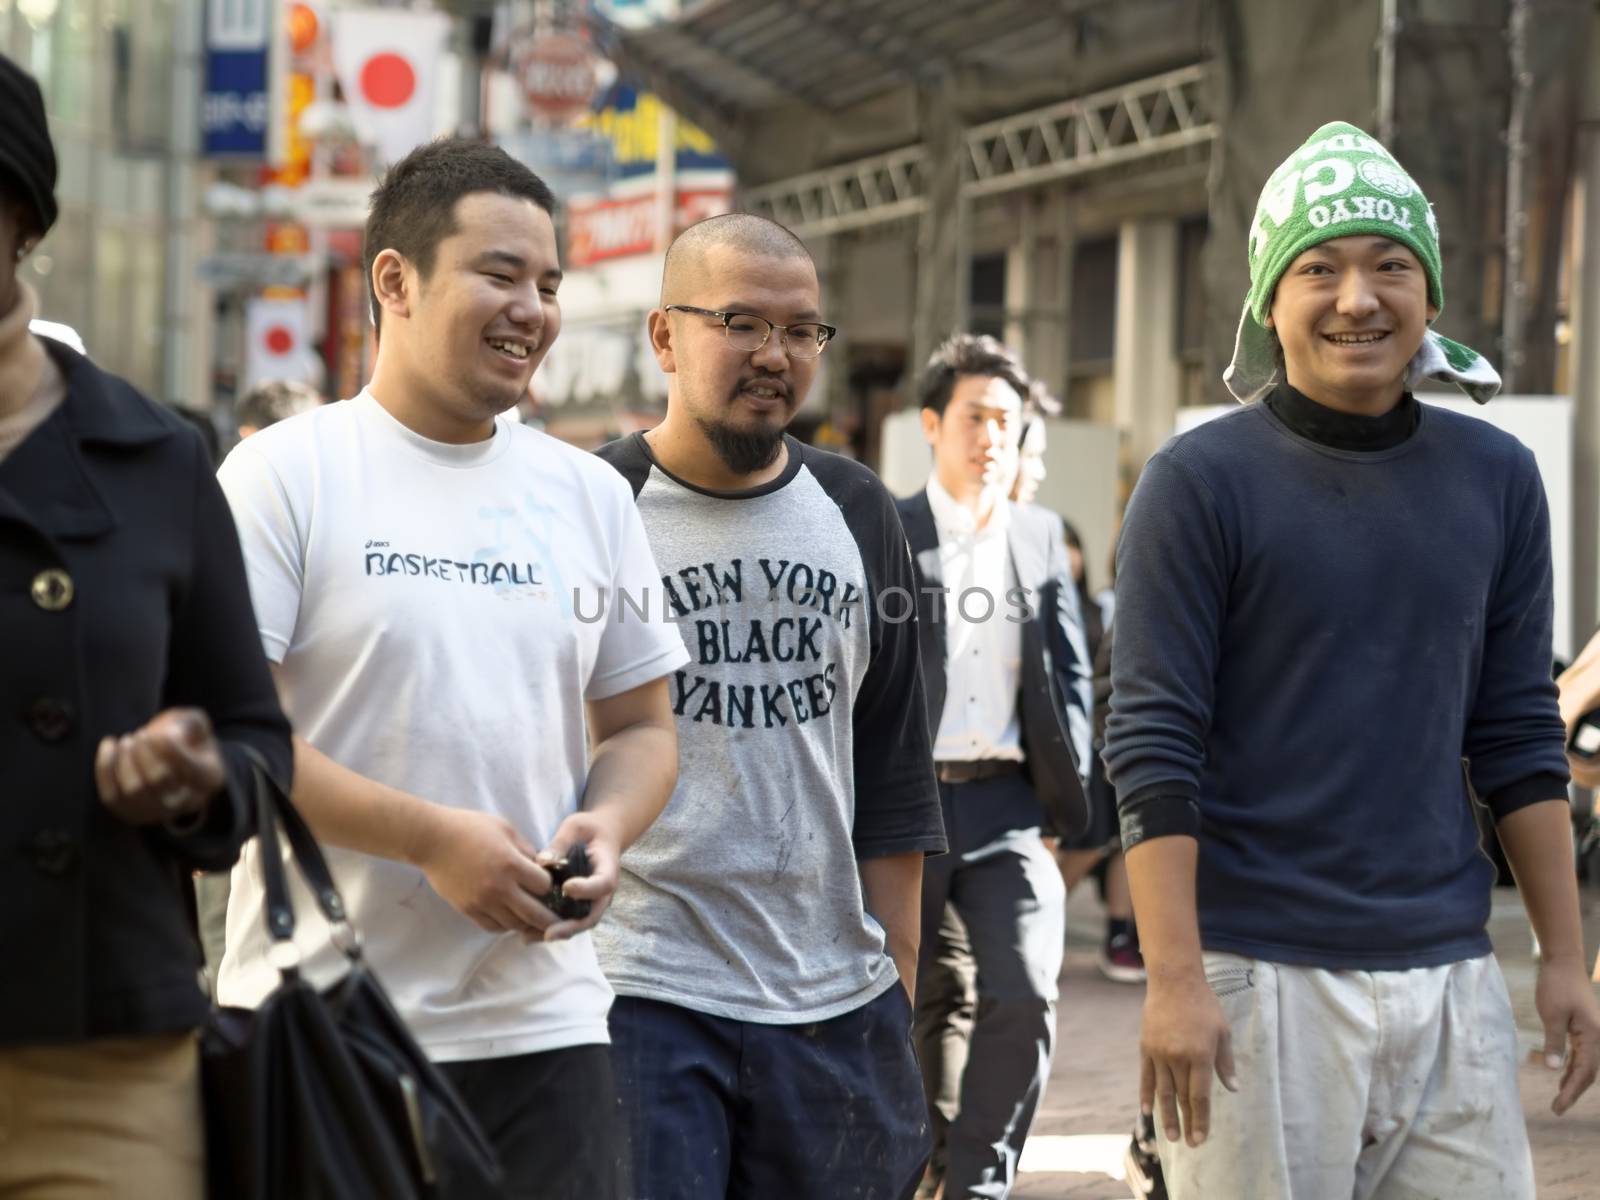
[594,213,945,1200]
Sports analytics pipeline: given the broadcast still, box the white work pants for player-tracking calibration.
[1158,951,1533,1200]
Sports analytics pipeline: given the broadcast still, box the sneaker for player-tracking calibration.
[1124,1113,1168,1199]
[1098,931,1147,983]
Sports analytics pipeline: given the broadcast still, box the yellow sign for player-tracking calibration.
[577,90,720,172]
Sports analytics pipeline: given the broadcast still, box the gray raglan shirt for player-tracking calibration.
[592,433,945,1023]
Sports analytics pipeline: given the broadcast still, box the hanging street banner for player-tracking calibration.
[330,8,452,165]
[202,0,271,156]
[244,295,320,391]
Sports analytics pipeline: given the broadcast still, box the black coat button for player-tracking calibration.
[27,828,78,876]
[27,698,74,743]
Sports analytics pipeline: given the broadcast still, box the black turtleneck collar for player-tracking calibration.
[1264,380,1419,452]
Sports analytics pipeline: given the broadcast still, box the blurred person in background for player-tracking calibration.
[1003,392,1136,981]
[1057,522,1105,657]
[1052,517,1140,984]
[1006,400,1158,1185]
[901,334,1092,1200]
[234,377,322,440]
[0,53,292,1199]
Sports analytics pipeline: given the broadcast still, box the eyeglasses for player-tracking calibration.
[664,305,837,360]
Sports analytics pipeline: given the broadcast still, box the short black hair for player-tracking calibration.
[363,137,557,334]
[237,378,321,431]
[0,169,42,244]
[917,333,1032,417]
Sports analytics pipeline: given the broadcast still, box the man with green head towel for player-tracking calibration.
[1104,122,1600,1197]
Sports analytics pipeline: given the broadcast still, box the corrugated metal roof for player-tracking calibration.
[593,0,1097,139]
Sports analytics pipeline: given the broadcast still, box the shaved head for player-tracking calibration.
[647,213,825,483]
[661,212,812,303]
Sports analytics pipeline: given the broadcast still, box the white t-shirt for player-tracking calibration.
[215,391,688,1062]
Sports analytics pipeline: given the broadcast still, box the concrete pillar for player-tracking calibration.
[1113,218,1181,473]
[1569,10,1600,643]
[1052,195,1077,401]
[1004,197,1035,360]
[912,77,965,371]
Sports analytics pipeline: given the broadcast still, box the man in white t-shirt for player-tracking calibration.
[216,138,687,1199]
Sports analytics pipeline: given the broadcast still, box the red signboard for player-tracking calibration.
[517,33,599,125]
[567,189,732,266]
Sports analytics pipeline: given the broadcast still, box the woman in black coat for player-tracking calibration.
[0,54,291,1198]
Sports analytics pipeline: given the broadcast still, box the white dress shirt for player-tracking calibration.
[926,475,1024,763]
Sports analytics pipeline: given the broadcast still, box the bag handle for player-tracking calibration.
[238,744,362,962]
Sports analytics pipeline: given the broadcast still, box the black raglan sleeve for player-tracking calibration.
[804,449,946,859]
[593,432,655,498]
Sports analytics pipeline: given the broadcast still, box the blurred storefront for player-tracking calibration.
[529,76,734,445]
[596,0,1591,578]
[192,0,729,444]
[198,1,454,429]
[1,0,209,409]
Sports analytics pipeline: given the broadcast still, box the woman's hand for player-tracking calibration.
[95,707,226,827]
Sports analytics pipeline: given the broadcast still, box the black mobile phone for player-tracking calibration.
[540,844,593,921]
[1568,708,1600,760]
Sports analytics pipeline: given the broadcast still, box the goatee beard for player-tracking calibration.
[695,415,786,475]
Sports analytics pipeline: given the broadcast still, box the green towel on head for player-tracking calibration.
[1223,121,1499,406]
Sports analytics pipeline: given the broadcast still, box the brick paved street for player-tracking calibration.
[1011,886,1600,1199]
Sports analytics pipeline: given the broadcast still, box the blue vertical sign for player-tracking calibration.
[202,0,271,157]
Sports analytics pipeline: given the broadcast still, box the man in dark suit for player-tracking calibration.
[898,334,1092,1200]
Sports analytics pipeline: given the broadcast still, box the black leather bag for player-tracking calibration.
[202,748,503,1199]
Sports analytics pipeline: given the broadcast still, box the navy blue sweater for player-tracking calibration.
[1104,396,1569,969]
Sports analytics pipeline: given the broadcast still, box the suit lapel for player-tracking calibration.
[900,492,950,729]
[901,492,947,641]
[1006,503,1047,595]
[900,490,938,557]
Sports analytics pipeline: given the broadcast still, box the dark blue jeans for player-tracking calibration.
[610,985,930,1200]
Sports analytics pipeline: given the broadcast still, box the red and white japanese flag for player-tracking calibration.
[244,297,318,391]
[331,9,451,165]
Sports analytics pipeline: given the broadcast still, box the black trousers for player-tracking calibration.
[914,776,1066,1199]
[440,1044,623,1200]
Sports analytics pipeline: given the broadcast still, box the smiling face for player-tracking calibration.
[650,244,822,474]
[1267,235,1436,415]
[373,190,561,440]
[923,374,1023,505]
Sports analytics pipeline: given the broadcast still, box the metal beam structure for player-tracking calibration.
[739,64,1216,237]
